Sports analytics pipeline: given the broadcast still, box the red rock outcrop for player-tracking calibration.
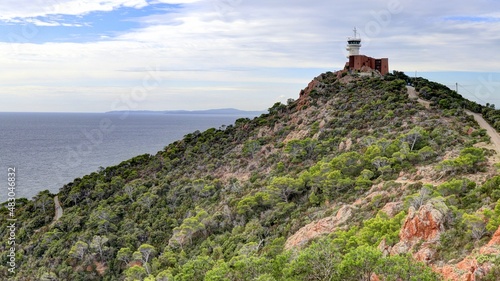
[388,199,493,280]
[391,199,448,260]
[486,224,500,248]
[438,258,478,281]
[412,242,437,264]
[297,79,320,109]
[299,79,320,99]
[284,205,354,250]
[399,202,447,242]
[436,225,500,280]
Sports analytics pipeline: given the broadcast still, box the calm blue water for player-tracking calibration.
[0,112,257,202]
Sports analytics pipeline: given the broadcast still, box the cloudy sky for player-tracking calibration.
[1,0,500,112]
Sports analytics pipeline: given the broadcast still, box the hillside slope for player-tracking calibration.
[3,70,500,280]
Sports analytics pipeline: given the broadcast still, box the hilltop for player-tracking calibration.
[3,70,500,280]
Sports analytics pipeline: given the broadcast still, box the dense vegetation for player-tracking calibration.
[2,71,500,280]
[393,70,500,131]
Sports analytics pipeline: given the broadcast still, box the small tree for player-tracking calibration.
[282,238,341,280]
[404,126,428,151]
[137,244,156,275]
[156,269,174,281]
[117,247,133,265]
[463,213,487,241]
[124,265,147,281]
[123,184,136,203]
[34,190,53,213]
[243,140,261,158]
[69,240,88,261]
[269,176,304,203]
[485,200,500,232]
[340,245,382,281]
[90,235,109,262]
[139,192,159,210]
[408,187,432,210]
[380,253,441,281]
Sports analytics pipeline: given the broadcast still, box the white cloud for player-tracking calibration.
[152,0,201,3]
[0,0,149,20]
[25,18,60,26]
[2,0,500,112]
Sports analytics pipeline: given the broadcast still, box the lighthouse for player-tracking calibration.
[346,27,361,58]
[345,27,389,75]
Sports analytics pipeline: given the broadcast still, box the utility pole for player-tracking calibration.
[456,82,458,93]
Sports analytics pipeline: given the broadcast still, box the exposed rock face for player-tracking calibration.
[380,201,404,218]
[284,205,354,250]
[378,238,390,257]
[387,201,500,280]
[485,224,500,249]
[400,202,448,242]
[299,79,320,99]
[413,242,437,263]
[437,225,500,280]
[438,258,477,281]
[297,79,320,109]
[391,199,448,260]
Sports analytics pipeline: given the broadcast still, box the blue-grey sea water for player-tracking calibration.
[0,112,257,202]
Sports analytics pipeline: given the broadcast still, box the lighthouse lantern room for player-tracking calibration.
[346,27,362,58]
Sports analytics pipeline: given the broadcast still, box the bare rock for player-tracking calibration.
[378,238,391,257]
[413,242,436,264]
[390,240,410,256]
[284,205,354,250]
[380,201,404,218]
[345,138,352,151]
[390,199,448,259]
[399,199,448,242]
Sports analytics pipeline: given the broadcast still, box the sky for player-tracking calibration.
[1,0,500,112]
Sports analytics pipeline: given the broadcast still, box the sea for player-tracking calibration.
[0,112,259,202]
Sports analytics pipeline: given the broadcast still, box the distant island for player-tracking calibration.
[105,108,265,115]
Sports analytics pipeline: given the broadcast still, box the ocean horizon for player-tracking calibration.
[0,111,259,202]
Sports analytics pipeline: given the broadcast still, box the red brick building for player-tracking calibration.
[348,55,389,75]
[345,28,389,75]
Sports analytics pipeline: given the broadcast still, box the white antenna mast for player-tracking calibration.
[346,27,362,58]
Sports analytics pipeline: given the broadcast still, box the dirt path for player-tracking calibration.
[466,110,500,159]
[406,86,500,157]
[406,86,431,109]
[53,195,63,221]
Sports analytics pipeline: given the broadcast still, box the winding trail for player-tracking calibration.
[53,195,63,222]
[396,87,500,186]
[406,86,500,160]
[406,86,500,155]
[406,86,431,109]
[465,110,500,158]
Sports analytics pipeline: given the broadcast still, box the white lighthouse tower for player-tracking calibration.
[346,27,361,58]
